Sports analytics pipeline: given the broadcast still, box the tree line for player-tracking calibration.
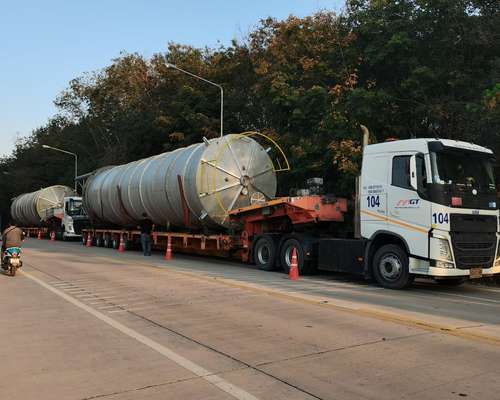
[1,0,499,219]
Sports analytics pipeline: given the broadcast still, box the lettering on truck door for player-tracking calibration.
[387,153,431,258]
[361,155,388,238]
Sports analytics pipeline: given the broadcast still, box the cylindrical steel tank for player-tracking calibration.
[83,134,277,229]
[11,185,75,226]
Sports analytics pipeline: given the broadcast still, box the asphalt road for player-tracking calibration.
[2,239,500,400]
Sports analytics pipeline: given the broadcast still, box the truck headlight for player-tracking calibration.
[436,238,453,262]
[435,261,454,269]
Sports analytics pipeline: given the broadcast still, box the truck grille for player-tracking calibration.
[450,214,497,270]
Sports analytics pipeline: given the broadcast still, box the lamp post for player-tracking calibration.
[166,62,224,137]
[42,145,78,192]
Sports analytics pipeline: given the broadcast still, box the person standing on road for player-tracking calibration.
[139,214,153,256]
[1,221,24,254]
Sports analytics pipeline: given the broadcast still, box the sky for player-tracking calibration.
[0,0,343,157]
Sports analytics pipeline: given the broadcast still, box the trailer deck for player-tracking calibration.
[79,195,348,263]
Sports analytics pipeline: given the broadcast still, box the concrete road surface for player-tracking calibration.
[2,239,500,400]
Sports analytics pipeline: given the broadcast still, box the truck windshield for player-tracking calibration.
[67,199,84,216]
[430,150,496,192]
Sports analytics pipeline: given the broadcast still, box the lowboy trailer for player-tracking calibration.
[82,194,348,271]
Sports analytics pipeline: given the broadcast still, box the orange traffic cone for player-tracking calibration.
[289,247,299,281]
[165,236,172,260]
[50,231,56,241]
[37,230,42,240]
[86,233,93,247]
[118,234,125,252]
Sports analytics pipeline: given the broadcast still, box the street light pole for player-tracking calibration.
[42,145,78,192]
[166,62,224,137]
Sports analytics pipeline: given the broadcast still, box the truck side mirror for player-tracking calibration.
[409,155,418,191]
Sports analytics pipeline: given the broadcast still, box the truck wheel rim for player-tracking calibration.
[257,245,270,264]
[379,254,402,281]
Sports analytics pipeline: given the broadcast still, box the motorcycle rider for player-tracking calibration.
[1,221,24,256]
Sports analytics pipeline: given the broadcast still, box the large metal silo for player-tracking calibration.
[83,134,277,229]
[11,185,75,226]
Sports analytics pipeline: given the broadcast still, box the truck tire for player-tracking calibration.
[279,237,316,275]
[372,244,413,289]
[95,236,103,247]
[253,235,278,271]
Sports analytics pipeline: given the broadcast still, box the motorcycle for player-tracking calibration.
[2,247,22,276]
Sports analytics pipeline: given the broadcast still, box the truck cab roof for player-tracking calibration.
[365,138,493,155]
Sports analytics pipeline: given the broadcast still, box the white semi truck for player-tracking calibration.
[11,185,88,240]
[47,196,87,240]
[351,135,500,288]
[79,131,500,289]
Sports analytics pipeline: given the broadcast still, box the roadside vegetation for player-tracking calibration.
[1,0,498,212]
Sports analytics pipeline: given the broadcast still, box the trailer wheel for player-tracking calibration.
[373,244,413,289]
[279,237,316,275]
[253,235,277,271]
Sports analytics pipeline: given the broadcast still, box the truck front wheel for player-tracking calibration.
[253,235,277,271]
[373,244,413,289]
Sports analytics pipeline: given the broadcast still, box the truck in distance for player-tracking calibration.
[11,186,88,240]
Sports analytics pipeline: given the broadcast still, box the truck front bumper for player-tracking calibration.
[64,232,82,239]
[409,257,500,278]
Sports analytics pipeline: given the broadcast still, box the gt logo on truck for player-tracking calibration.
[396,199,420,208]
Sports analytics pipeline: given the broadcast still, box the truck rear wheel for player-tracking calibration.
[279,237,316,275]
[95,236,103,247]
[373,244,413,289]
[253,235,277,271]
[103,236,111,248]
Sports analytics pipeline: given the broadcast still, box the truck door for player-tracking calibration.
[387,153,431,258]
[360,154,389,238]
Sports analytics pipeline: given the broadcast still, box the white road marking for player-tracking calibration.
[22,270,259,400]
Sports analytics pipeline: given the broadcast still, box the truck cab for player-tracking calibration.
[61,196,87,239]
[361,138,500,288]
